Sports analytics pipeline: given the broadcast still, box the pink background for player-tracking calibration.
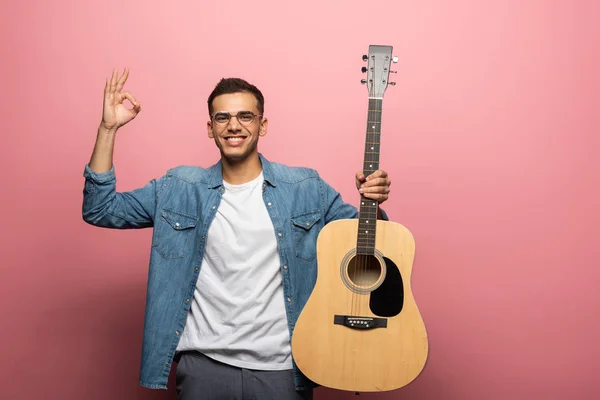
[1,0,599,399]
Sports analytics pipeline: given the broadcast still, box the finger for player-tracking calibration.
[110,68,118,92]
[104,77,110,93]
[359,185,390,194]
[362,192,389,202]
[355,171,365,181]
[120,92,139,108]
[366,170,388,181]
[361,177,390,188]
[131,102,141,116]
[116,68,129,92]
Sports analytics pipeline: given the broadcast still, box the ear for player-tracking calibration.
[207,120,214,138]
[259,117,268,137]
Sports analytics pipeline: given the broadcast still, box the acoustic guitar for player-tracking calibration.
[291,45,428,393]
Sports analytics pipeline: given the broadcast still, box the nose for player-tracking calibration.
[227,114,242,131]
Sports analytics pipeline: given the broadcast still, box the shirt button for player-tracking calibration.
[278,232,282,237]
[268,202,272,206]
[212,206,216,209]
[175,222,180,227]
[165,362,169,366]
[283,265,288,270]
[287,297,291,302]
[175,330,180,335]
[185,299,190,303]
[195,267,199,271]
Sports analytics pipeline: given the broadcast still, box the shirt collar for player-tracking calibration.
[207,153,277,189]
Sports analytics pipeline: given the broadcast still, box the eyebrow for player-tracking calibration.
[213,110,255,114]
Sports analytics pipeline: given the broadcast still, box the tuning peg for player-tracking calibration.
[361,66,367,73]
[362,54,368,61]
[389,82,396,86]
[361,79,367,84]
[392,56,398,63]
[390,70,398,73]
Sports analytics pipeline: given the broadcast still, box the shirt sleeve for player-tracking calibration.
[81,163,167,229]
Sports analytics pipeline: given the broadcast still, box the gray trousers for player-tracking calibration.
[175,351,313,400]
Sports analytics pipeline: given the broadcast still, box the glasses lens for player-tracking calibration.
[213,113,230,124]
[237,112,255,125]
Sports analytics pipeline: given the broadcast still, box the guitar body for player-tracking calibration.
[291,219,428,392]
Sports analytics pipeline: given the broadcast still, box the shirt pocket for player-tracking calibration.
[152,208,199,259]
[290,210,322,262]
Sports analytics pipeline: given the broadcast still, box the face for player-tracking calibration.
[207,92,267,164]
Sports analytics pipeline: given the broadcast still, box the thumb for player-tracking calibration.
[355,171,365,188]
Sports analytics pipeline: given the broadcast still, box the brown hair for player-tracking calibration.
[207,78,265,116]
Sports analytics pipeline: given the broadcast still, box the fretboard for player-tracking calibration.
[357,98,382,255]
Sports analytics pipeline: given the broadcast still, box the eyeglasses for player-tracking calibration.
[211,111,263,126]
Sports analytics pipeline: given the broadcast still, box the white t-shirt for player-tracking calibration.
[176,172,292,370]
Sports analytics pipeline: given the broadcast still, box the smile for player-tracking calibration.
[223,136,248,146]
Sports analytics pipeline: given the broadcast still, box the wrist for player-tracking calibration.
[98,122,119,135]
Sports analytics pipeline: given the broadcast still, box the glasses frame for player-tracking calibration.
[210,111,263,127]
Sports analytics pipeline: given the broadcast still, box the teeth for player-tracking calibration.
[226,137,244,142]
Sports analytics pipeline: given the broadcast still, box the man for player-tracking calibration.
[82,68,392,399]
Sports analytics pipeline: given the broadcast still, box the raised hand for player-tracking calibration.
[101,68,141,131]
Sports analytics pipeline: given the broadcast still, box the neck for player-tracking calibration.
[221,153,262,185]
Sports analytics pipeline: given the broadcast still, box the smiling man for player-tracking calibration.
[82,69,392,400]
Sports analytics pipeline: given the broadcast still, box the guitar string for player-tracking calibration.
[359,74,373,318]
[362,77,383,318]
[357,84,372,318]
[354,78,369,319]
[360,80,376,317]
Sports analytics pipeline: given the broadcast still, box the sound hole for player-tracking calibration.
[347,255,382,287]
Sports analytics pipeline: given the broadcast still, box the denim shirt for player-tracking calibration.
[81,153,388,391]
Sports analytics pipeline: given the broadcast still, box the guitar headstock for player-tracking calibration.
[361,45,397,99]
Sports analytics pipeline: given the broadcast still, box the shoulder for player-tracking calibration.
[267,160,321,184]
[164,165,212,184]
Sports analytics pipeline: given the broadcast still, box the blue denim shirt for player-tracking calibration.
[81,153,387,390]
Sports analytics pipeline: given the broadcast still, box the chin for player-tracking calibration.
[218,142,258,164]
[220,149,253,164]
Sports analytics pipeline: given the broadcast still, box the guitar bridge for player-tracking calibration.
[334,315,387,330]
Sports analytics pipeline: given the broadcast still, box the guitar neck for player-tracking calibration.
[357,97,383,255]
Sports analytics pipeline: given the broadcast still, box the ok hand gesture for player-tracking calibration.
[101,68,141,131]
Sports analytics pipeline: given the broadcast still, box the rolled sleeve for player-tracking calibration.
[82,164,164,229]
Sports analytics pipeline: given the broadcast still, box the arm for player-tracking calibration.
[82,159,165,229]
[82,68,157,229]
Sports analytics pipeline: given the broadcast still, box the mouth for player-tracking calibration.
[224,135,247,141]
[222,135,248,146]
